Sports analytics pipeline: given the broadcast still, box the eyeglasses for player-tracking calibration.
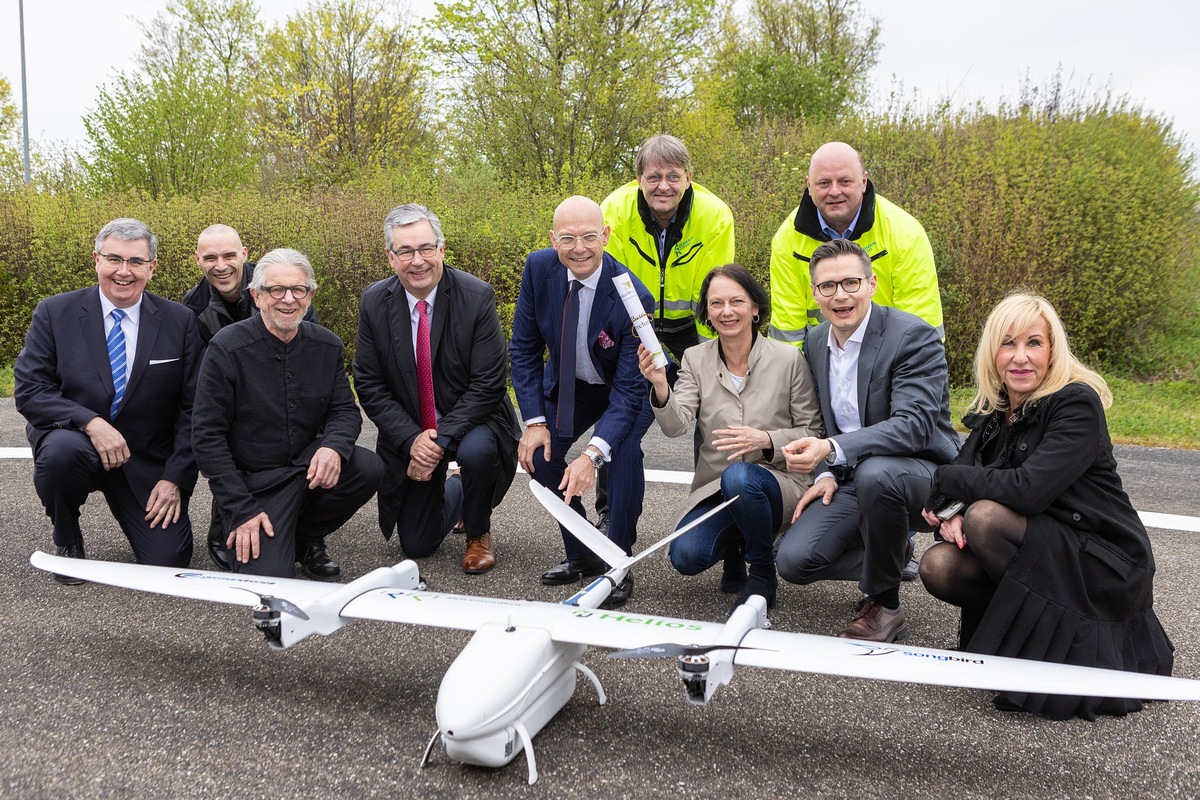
[261,285,312,300]
[388,244,439,263]
[553,232,603,248]
[98,252,152,269]
[814,277,865,297]
[642,172,686,187]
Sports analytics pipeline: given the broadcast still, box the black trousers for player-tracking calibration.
[382,423,503,558]
[228,445,383,578]
[32,429,193,567]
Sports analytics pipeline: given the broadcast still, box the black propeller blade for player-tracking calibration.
[608,643,761,660]
[228,587,310,620]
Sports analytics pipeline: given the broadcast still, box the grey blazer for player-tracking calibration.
[804,303,958,467]
[653,334,824,530]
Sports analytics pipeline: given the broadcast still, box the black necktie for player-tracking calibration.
[557,280,583,438]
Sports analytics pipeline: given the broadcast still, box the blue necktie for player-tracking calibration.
[107,308,127,418]
[557,281,583,439]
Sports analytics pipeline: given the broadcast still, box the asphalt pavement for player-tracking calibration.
[2,397,1199,799]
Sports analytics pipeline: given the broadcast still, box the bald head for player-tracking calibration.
[550,196,610,280]
[806,142,869,235]
[195,224,249,302]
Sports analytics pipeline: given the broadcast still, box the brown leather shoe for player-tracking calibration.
[837,598,908,642]
[462,532,495,574]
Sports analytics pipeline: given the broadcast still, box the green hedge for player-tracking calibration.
[1,103,1196,384]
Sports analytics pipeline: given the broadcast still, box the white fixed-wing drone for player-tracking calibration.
[30,482,1200,785]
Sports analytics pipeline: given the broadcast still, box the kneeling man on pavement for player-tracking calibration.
[192,248,383,579]
[777,239,958,641]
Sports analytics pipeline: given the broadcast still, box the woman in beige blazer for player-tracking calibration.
[639,264,823,613]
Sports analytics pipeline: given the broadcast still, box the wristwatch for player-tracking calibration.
[824,439,837,465]
[584,446,605,470]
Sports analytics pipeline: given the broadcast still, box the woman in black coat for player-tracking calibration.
[919,293,1173,720]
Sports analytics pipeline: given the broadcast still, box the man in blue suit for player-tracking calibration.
[509,196,655,608]
[15,218,203,580]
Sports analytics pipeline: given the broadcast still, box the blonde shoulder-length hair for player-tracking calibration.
[969,293,1112,415]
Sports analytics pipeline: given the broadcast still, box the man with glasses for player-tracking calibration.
[775,239,958,642]
[600,134,735,357]
[191,248,383,579]
[15,218,203,580]
[355,204,520,575]
[182,224,317,345]
[509,196,655,609]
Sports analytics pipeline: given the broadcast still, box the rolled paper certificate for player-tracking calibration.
[612,274,669,368]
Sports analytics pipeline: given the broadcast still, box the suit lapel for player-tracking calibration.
[856,304,885,418]
[808,324,838,435]
[79,288,115,395]
[387,280,421,409]
[123,293,161,400]
[429,270,451,367]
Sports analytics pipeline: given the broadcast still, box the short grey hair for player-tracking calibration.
[636,135,692,175]
[251,248,317,291]
[809,238,873,282]
[384,204,445,249]
[95,218,157,260]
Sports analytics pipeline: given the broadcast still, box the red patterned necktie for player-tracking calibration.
[416,300,437,430]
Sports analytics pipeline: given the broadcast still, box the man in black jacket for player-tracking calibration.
[192,248,382,579]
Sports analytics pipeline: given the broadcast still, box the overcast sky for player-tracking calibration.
[2,0,1198,163]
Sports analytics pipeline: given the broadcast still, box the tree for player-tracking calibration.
[707,0,881,126]
[82,0,262,197]
[0,76,23,189]
[256,0,429,185]
[430,0,711,190]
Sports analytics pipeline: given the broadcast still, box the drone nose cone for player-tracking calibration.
[436,625,560,737]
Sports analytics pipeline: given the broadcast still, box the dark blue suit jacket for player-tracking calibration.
[14,287,203,500]
[509,249,653,445]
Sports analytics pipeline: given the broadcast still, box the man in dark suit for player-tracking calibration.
[15,218,203,580]
[355,204,520,574]
[777,238,959,642]
[509,195,655,608]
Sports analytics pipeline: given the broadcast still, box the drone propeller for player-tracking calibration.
[607,643,762,660]
[227,587,310,620]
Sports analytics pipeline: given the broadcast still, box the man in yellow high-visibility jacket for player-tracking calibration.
[602,135,736,360]
[769,142,943,346]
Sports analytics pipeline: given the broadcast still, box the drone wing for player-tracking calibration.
[733,628,1200,702]
[342,587,727,649]
[30,551,336,607]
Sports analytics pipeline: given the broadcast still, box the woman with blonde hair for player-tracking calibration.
[919,293,1173,719]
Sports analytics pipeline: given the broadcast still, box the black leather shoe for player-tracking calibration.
[993,694,1029,713]
[298,541,341,582]
[540,554,605,585]
[208,530,232,572]
[901,536,918,582]
[600,573,634,609]
[53,542,87,585]
[595,511,611,535]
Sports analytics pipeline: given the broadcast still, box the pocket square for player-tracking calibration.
[597,330,615,349]
[148,358,180,365]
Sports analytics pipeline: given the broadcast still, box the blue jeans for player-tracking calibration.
[669,462,782,575]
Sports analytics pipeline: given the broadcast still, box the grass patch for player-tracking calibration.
[0,363,11,397]
[950,378,1200,450]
